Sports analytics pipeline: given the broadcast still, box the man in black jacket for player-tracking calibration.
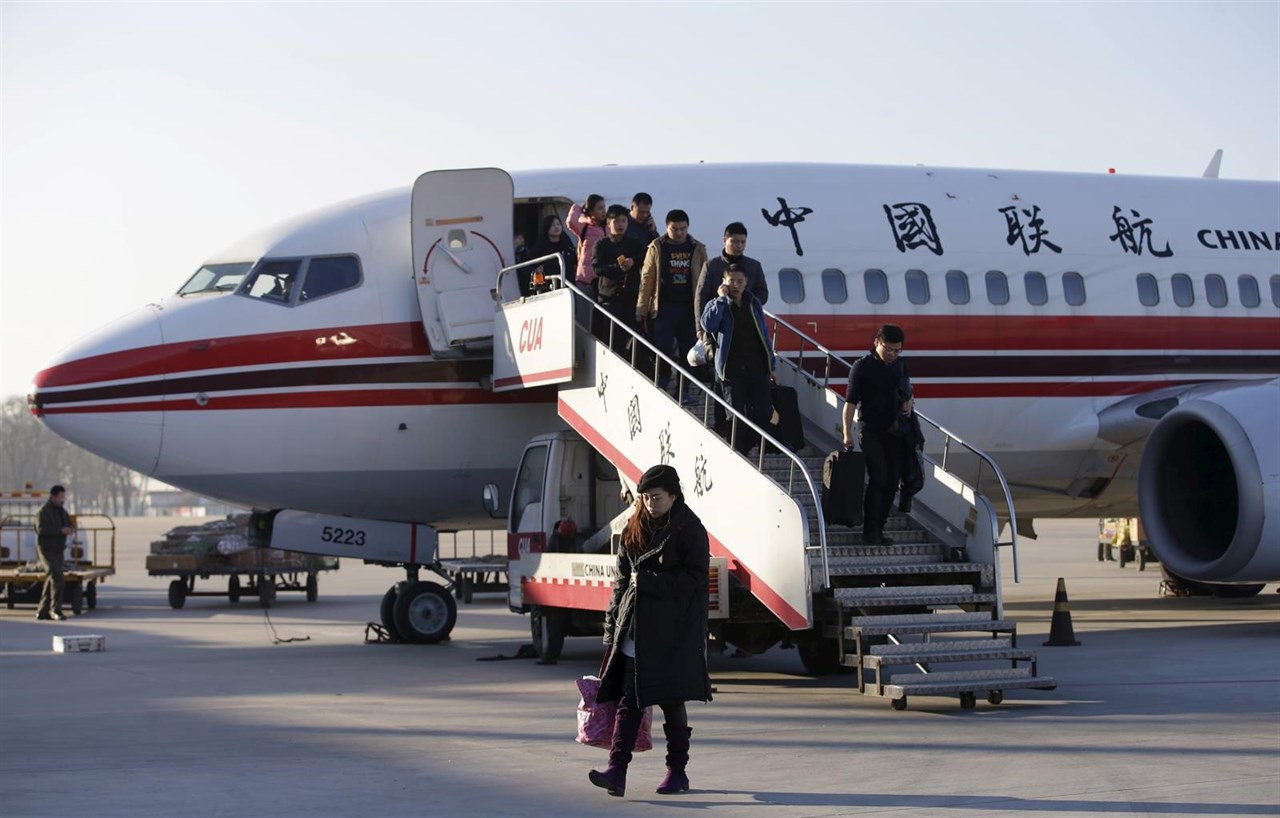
[593,205,648,355]
[35,485,73,620]
[841,325,912,545]
[693,222,768,336]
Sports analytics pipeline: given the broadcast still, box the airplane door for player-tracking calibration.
[411,168,514,350]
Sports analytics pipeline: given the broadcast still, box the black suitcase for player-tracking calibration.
[822,448,865,527]
[770,385,805,452]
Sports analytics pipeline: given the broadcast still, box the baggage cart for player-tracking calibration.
[147,516,338,608]
[0,491,116,615]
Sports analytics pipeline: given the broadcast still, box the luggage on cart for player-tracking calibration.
[770,385,805,452]
[823,448,865,527]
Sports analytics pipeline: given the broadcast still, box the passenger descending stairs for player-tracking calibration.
[761,443,1057,711]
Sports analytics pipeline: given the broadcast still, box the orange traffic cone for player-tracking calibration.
[1043,577,1081,646]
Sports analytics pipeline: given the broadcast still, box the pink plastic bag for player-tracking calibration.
[575,675,653,751]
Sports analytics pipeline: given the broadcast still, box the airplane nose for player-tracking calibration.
[29,305,167,475]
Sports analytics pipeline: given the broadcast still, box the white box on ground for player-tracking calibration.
[53,635,105,653]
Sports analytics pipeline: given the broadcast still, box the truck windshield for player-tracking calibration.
[178,262,254,296]
[510,444,549,531]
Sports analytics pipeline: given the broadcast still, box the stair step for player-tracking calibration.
[846,613,1017,638]
[825,562,984,577]
[858,640,1035,667]
[825,543,946,558]
[818,554,944,567]
[834,585,997,608]
[881,668,1058,699]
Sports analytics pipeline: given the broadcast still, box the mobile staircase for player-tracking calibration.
[492,257,1055,710]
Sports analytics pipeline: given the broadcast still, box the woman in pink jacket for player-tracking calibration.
[567,194,607,293]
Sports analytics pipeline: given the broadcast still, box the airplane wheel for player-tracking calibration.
[987,690,1004,705]
[380,585,402,640]
[531,606,567,663]
[86,582,97,610]
[168,579,187,609]
[891,697,907,711]
[960,691,977,709]
[228,575,241,604]
[305,573,318,603]
[393,581,456,644]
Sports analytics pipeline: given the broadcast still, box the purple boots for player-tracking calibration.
[655,724,692,794]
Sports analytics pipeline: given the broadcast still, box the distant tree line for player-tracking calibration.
[0,395,145,515]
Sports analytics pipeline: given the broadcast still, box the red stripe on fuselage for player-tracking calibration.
[35,386,557,415]
[770,314,1278,352]
[34,314,1278,391]
[34,322,430,388]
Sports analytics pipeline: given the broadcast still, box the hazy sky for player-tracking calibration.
[3,1,1277,399]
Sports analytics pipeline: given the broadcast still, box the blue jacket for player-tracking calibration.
[700,292,775,381]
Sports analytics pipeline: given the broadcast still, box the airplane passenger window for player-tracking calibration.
[1204,274,1228,308]
[1062,272,1086,306]
[985,271,1009,305]
[300,256,363,302]
[1271,275,1280,307]
[905,270,930,305]
[821,269,847,304]
[178,262,253,296]
[1237,275,1261,308]
[863,269,889,305]
[779,268,805,304]
[1137,273,1160,307]
[945,270,969,305]
[1024,271,1048,306]
[241,259,303,303]
[1171,273,1194,307]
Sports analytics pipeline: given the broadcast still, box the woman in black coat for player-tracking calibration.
[589,464,711,798]
[523,214,577,296]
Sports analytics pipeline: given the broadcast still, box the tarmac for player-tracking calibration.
[1,517,1277,818]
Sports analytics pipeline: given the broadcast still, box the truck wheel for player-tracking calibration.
[259,575,276,609]
[393,581,456,644]
[891,697,907,711]
[168,579,187,609]
[960,691,977,709]
[69,582,84,615]
[305,573,318,603]
[86,582,97,610]
[797,638,844,676]
[531,607,567,663]
[380,585,402,640]
[4,584,13,609]
[228,575,241,604]
[987,690,1004,705]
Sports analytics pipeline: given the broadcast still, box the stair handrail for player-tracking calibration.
[762,310,1021,582]
[493,264,831,585]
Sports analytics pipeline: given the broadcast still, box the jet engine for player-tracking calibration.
[1138,379,1280,584]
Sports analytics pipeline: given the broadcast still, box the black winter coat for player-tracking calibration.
[598,500,712,708]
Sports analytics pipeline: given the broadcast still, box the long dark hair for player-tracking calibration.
[620,487,684,555]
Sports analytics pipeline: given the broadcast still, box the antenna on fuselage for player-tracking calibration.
[1202,149,1223,179]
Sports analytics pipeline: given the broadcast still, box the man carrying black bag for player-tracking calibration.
[841,325,913,545]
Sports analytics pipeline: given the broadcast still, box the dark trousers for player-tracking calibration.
[613,656,688,747]
[650,302,697,391]
[861,429,907,537]
[720,371,773,455]
[37,543,65,615]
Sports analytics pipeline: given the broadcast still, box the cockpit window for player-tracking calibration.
[299,256,362,302]
[178,262,253,296]
[241,259,303,303]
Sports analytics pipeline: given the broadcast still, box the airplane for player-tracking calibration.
[27,161,1280,620]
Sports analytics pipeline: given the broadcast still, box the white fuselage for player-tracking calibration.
[30,163,1280,530]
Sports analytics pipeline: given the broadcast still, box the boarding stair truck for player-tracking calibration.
[434,165,1059,709]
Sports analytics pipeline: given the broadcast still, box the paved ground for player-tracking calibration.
[1,518,1276,818]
